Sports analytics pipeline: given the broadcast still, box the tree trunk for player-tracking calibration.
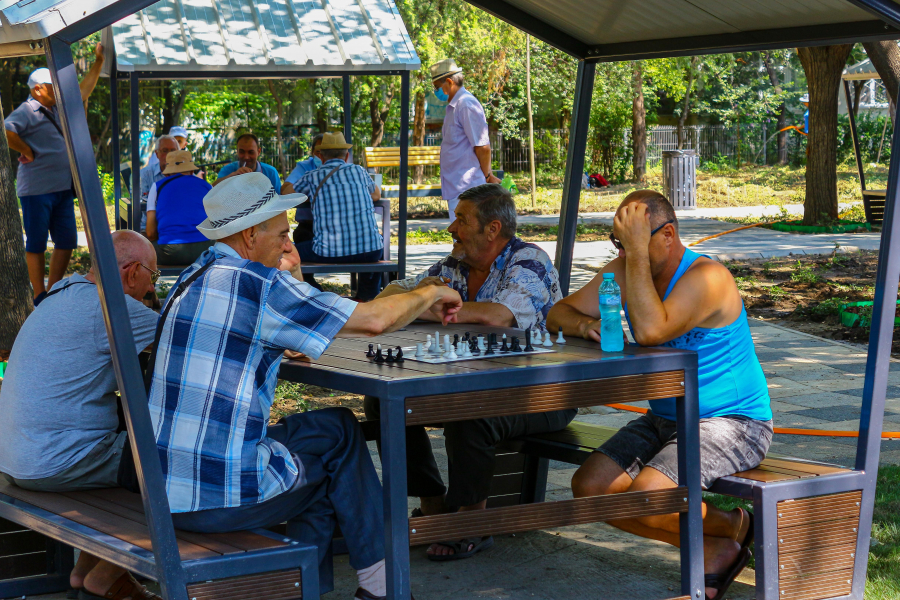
[526,35,537,206]
[764,52,789,165]
[676,56,698,150]
[312,79,329,133]
[0,106,33,356]
[631,61,647,183]
[413,90,426,184]
[267,81,289,175]
[797,45,853,225]
[369,82,397,148]
[862,41,900,126]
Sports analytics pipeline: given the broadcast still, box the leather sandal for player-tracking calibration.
[426,536,494,562]
[705,546,751,600]
[738,508,754,553]
[78,572,163,600]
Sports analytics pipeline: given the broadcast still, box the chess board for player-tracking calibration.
[399,345,556,364]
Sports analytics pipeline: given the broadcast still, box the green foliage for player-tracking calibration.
[767,285,787,300]
[807,296,847,319]
[790,261,822,284]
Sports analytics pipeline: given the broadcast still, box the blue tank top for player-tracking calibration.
[625,248,772,422]
[156,174,212,245]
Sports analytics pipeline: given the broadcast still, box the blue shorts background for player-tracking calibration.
[20,189,77,253]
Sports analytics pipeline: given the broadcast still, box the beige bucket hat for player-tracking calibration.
[318,132,352,150]
[162,150,199,175]
[430,59,463,82]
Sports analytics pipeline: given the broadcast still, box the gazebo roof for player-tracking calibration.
[465,0,900,60]
[106,0,419,75]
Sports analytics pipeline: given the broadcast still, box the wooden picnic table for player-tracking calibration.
[278,322,705,600]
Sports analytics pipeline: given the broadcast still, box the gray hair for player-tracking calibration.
[156,135,178,150]
[449,72,464,86]
[458,183,516,239]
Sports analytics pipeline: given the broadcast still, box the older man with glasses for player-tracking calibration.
[0,230,163,600]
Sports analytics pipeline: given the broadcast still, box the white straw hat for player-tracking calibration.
[197,172,307,240]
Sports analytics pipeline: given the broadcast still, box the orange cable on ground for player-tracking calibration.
[687,222,766,247]
[606,403,900,439]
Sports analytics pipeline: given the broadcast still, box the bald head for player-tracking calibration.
[619,190,678,233]
[88,231,157,301]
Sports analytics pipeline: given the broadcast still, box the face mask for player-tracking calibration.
[311,155,323,168]
[434,86,449,102]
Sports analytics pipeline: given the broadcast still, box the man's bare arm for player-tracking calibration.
[79,45,105,103]
[5,130,33,162]
[415,301,514,327]
[339,286,461,337]
[474,146,501,184]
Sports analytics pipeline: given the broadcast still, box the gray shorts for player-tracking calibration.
[598,413,773,489]
[3,431,126,492]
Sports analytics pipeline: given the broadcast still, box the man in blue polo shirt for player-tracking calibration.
[214,133,281,190]
[5,47,105,305]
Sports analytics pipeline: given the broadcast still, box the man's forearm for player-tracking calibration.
[341,287,440,337]
[79,57,104,102]
[624,249,667,344]
[547,303,597,338]
[474,146,492,177]
[6,130,31,157]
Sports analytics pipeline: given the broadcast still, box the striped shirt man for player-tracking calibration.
[294,158,382,257]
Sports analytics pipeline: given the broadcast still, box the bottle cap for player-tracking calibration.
[603,273,615,279]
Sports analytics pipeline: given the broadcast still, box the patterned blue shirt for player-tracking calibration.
[148,242,357,513]
[294,159,382,257]
[389,237,562,331]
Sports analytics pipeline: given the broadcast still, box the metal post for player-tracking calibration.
[381,393,410,600]
[554,60,595,296]
[753,489,780,599]
[398,71,410,279]
[343,75,352,146]
[674,363,704,599]
[130,72,140,232]
[844,80,867,193]
[110,59,121,229]
[44,37,189,600]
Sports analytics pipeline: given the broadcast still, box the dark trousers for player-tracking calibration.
[152,240,214,266]
[364,396,576,508]
[171,408,384,594]
[295,241,383,301]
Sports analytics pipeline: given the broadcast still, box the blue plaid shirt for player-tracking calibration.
[294,159,382,257]
[148,243,357,513]
[388,237,562,331]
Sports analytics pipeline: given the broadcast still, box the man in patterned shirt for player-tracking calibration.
[294,132,384,300]
[148,173,462,600]
[367,183,575,561]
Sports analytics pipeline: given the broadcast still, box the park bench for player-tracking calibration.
[364,146,442,199]
[494,421,861,600]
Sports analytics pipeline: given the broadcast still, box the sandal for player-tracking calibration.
[410,507,424,518]
[705,546,751,600]
[739,508,754,553]
[78,572,163,600]
[426,536,494,562]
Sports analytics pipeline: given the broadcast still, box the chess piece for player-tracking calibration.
[434,331,441,352]
[477,336,486,352]
[463,332,470,342]
[425,335,432,353]
[415,343,424,358]
[366,343,375,358]
[453,334,460,348]
[443,335,453,359]
[543,331,553,347]
[385,348,395,362]
[375,344,385,363]
[448,344,458,359]
[485,338,495,355]
[511,337,522,352]
[524,329,534,352]
[500,334,509,352]
[556,327,566,344]
[461,343,471,357]
[470,338,479,354]
[395,347,404,363]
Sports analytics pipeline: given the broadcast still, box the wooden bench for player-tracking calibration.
[0,480,319,600]
[364,146,442,198]
[861,189,886,225]
[497,421,862,600]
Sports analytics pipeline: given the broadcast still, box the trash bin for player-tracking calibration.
[661,149,698,209]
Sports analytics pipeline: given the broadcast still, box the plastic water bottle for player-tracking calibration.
[599,273,624,352]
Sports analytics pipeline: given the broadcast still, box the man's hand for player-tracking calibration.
[425,286,463,326]
[579,319,602,343]
[234,166,254,176]
[94,43,105,62]
[486,174,501,184]
[278,243,303,280]
[283,350,307,360]
[18,148,34,164]
[415,275,450,290]
[613,202,652,254]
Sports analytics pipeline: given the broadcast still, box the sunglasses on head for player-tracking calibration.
[609,219,675,251]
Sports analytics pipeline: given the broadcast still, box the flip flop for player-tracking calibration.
[739,508,754,553]
[705,546,751,600]
[410,507,424,518]
[426,536,494,562]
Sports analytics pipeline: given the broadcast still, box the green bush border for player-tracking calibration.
[771,220,872,234]
[840,300,900,328]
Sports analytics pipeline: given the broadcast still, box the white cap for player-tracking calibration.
[800,93,810,103]
[169,125,188,139]
[196,172,307,240]
[27,68,52,89]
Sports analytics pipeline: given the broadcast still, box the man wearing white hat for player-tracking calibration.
[146,126,189,170]
[147,172,462,599]
[4,44,105,305]
[431,59,501,214]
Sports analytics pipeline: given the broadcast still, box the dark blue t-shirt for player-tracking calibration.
[155,174,212,245]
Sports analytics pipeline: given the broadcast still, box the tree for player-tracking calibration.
[764,52,790,165]
[862,41,900,125]
[266,80,290,175]
[676,56,700,149]
[797,45,854,225]
[0,107,33,356]
[631,61,647,183]
[366,79,397,147]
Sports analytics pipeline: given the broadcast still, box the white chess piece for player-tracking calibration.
[543,331,553,347]
[448,345,458,359]
[425,335,432,353]
[556,327,566,344]
[532,329,541,344]
[435,331,441,350]
[461,344,471,357]
[443,335,452,358]
[477,336,486,351]
[415,343,424,358]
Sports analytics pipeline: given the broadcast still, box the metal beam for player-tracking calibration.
[130,72,140,232]
[343,74,352,146]
[587,20,900,62]
[55,0,162,45]
[844,80,868,193]
[111,51,121,228]
[462,0,590,58]
[111,69,410,80]
[44,36,189,600]
[846,0,900,29]
[554,60,595,296]
[398,70,410,279]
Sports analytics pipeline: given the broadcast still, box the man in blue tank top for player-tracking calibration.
[548,190,772,600]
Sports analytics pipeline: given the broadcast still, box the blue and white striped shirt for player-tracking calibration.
[294,159,383,257]
[148,242,357,513]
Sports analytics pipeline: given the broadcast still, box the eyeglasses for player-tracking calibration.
[609,219,675,252]
[127,261,161,284]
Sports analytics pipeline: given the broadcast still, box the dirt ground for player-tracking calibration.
[722,250,899,354]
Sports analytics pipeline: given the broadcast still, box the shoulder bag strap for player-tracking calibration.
[309,164,342,208]
[42,280,94,300]
[38,106,64,137]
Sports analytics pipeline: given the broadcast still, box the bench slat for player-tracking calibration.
[0,481,214,560]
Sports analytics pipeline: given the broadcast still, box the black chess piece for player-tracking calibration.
[374,346,385,363]
[463,332,470,342]
[511,337,522,352]
[366,343,375,358]
[453,334,460,348]
[500,336,509,352]
[469,338,478,354]
[395,346,404,363]
[485,334,495,355]
[385,348,395,362]
[524,328,535,352]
